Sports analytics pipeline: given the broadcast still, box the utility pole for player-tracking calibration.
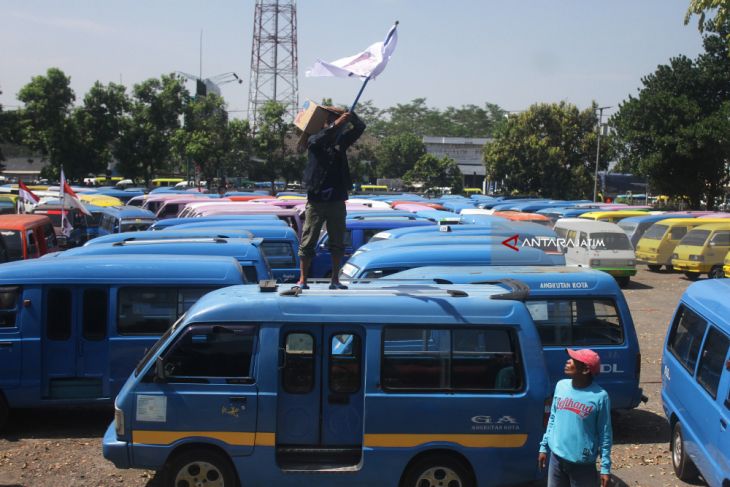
[593,106,611,202]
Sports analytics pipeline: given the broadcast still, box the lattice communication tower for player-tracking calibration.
[248,0,299,129]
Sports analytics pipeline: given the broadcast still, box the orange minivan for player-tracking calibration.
[0,214,60,262]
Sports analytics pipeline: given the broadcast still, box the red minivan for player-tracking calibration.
[0,214,60,262]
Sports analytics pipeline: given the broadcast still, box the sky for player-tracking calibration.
[0,0,707,121]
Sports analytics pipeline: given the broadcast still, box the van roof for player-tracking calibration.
[100,206,156,219]
[554,219,624,232]
[0,214,53,230]
[62,237,264,260]
[182,282,533,326]
[0,254,243,284]
[345,243,556,269]
[84,229,256,246]
[682,280,730,327]
[684,222,730,231]
[383,265,618,293]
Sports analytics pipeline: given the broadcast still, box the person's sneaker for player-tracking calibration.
[295,282,309,290]
[329,282,348,290]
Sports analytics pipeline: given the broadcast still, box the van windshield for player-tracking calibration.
[641,224,667,240]
[120,221,153,232]
[618,222,637,235]
[590,232,632,250]
[0,230,24,261]
[680,229,710,247]
[134,316,181,376]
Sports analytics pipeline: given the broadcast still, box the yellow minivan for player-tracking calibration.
[635,218,730,271]
[671,222,730,280]
[723,250,730,277]
[579,210,649,222]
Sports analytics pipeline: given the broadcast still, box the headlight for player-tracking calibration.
[689,255,704,262]
[672,253,678,260]
[590,259,601,266]
[114,407,125,436]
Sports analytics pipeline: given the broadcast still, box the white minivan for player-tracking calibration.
[553,218,637,287]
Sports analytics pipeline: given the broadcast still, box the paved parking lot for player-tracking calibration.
[0,268,706,486]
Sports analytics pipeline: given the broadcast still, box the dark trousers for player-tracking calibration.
[547,453,599,487]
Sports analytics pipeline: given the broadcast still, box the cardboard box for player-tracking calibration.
[294,100,331,134]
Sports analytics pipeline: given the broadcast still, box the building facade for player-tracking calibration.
[422,136,491,190]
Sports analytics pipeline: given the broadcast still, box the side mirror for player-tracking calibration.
[153,356,168,383]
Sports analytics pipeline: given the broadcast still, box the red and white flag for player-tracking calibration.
[18,181,40,205]
[59,168,92,217]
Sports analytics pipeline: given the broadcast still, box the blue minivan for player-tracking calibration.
[661,279,730,487]
[61,238,273,283]
[310,218,434,278]
[340,243,560,280]
[148,214,285,231]
[385,265,645,411]
[97,206,157,236]
[0,254,245,429]
[104,281,552,487]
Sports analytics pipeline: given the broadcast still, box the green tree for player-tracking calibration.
[685,0,730,43]
[173,93,230,185]
[611,21,730,209]
[484,102,610,198]
[16,68,76,175]
[373,132,426,178]
[251,101,299,192]
[404,153,463,193]
[115,74,188,184]
[223,118,253,180]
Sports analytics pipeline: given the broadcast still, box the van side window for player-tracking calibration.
[283,332,315,393]
[44,223,58,249]
[163,325,256,380]
[47,288,72,340]
[381,327,522,392]
[241,266,258,283]
[670,226,687,240]
[118,287,215,335]
[363,268,407,279]
[83,288,108,340]
[330,334,361,393]
[696,327,729,399]
[527,299,624,346]
[710,231,730,246]
[261,242,296,267]
[26,230,38,257]
[0,286,21,327]
[668,305,708,374]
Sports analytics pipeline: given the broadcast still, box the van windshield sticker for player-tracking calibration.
[136,395,167,422]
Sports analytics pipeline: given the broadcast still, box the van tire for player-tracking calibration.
[164,448,238,487]
[401,454,474,487]
[616,276,630,288]
[0,392,8,430]
[709,266,725,279]
[671,422,699,482]
[683,272,701,281]
[647,264,662,272]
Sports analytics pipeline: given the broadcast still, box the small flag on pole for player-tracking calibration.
[59,168,92,217]
[306,23,398,80]
[18,181,40,205]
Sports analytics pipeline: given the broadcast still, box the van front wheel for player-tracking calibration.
[401,454,474,487]
[647,264,662,272]
[709,266,725,279]
[684,272,701,281]
[672,422,699,482]
[615,276,630,288]
[165,449,238,487]
[0,392,8,430]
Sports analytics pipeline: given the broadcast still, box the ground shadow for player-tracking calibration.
[612,408,669,445]
[0,406,112,441]
[625,280,653,290]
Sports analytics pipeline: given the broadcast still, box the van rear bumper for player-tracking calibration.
[597,267,637,277]
[102,422,131,469]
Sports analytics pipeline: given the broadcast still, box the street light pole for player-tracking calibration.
[593,105,611,202]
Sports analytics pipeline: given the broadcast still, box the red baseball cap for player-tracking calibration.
[567,348,601,376]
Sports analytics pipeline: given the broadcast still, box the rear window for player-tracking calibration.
[642,224,667,240]
[668,305,707,374]
[117,287,215,335]
[0,230,23,261]
[590,232,632,250]
[120,221,153,232]
[261,241,296,267]
[527,299,624,346]
[381,327,523,392]
[680,229,710,247]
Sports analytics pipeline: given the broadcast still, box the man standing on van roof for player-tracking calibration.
[296,107,366,290]
[538,348,613,487]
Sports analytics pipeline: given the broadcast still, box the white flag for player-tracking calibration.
[306,23,398,80]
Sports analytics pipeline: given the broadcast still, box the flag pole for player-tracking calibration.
[348,21,398,113]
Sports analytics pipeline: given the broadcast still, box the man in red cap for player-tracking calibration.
[538,348,613,486]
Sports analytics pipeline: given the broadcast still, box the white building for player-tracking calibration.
[422,136,491,189]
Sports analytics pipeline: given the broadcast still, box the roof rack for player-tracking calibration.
[112,237,228,246]
[278,284,469,298]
